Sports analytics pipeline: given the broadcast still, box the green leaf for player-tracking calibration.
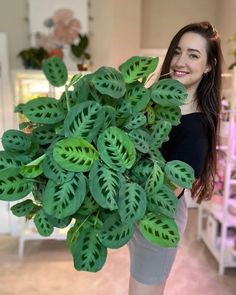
[34,209,54,237]
[32,125,57,145]
[147,184,178,218]
[43,153,74,184]
[154,105,181,126]
[98,213,134,248]
[0,151,31,171]
[2,130,31,152]
[149,148,166,168]
[42,173,86,219]
[119,56,159,83]
[164,160,195,189]
[89,161,121,210]
[0,168,33,201]
[10,199,35,217]
[64,101,104,141]
[92,67,126,98]
[145,162,164,195]
[146,105,156,125]
[73,228,107,272]
[58,90,75,111]
[140,212,180,247]
[151,79,187,106]
[97,127,136,172]
[131,159,154,183]
[48,215,72,228]
[42,56,68,87]
[53,137,99,172]
[125,82,150,112]
[21,97,65,124]
[118,182,147,223]
[128,129,150,153]
[150,120,172,149]
[77,191,99,216]
[125,112,146,130]
[19,154,45,178]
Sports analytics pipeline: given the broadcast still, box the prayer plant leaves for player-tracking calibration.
[165,160,195,189]
[147,184,178,219]
[119,56,159,84]
[0,168,33,201]
[34,209,54,237]
[92,67,126,99]
[98,212,135,249]
[0,55,195,273]
[20,97,65,124]
[53,137,99,172]
[0,151,31,171]
[118,182,147,224]
[42,55,68,87]
[10,199,36,217]
[154,105,181,126]
[43,152,74,184]
[150,120,172,149]
[42,172,86,219]
[2,130,31,152]
[89,161,122,210]
[125,82,151,112]
[151,79,188,106]
[64,101,104,141]
[97,127,136,172]
[73,227,107,272]
[140,212,180,247]
[145,162,164,195]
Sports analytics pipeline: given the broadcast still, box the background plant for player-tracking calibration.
[0,55,195,272]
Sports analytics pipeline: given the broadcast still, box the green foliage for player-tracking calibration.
[0,55,195,272]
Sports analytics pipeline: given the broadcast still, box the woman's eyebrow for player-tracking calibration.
[187,48,201,54]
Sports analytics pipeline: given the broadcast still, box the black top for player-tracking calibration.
[160,113,209,178]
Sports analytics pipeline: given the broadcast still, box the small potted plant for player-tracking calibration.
[70,34,91,71]
[17,47,49,69]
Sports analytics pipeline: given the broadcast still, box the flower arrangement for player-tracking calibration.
[18,9,90,69]
[0,55,195,272]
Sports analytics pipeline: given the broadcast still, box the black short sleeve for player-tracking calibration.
[160,113,209,178]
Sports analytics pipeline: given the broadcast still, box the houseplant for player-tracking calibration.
[0,55,195,272]
[17,47,49,69]
[70,34,91,70]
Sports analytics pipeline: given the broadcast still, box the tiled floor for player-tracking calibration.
[0,209,235,295]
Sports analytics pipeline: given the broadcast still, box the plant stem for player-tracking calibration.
[65,85,70,111]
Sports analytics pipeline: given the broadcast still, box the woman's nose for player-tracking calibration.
[174,54,187,67]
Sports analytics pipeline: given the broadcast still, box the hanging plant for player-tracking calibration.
[0,55,195,272]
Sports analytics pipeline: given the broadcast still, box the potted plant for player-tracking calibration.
[17,47,49,69]
[70,34,91,71]
[0,55,195,272]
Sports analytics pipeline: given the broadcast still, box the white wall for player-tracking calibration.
[89,0,141,70]
[0,0,29,69]
[141,0,218,49]
[217,0,236,69]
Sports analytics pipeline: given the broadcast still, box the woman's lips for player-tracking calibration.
[172,70,189,77]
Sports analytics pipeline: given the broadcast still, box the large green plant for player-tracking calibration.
[0,56,195,272]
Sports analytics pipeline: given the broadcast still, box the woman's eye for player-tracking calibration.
[189,54,199,59]
[174,50,180,55]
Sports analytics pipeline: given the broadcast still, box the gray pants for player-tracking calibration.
[128,195,188,285]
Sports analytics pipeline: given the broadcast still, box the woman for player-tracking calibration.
[128,21,223,295]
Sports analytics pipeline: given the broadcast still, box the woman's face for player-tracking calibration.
[170,32,211,93]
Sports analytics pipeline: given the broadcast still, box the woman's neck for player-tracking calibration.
[180,91,200,115]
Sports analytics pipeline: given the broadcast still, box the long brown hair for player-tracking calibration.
[160,21,223,203]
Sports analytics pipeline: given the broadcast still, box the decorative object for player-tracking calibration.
[0,55,195,272]
[17,47,49,69]
[70,34,91,71]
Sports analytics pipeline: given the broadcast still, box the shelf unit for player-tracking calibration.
[10,70,79,256]
[198,68,236,275]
